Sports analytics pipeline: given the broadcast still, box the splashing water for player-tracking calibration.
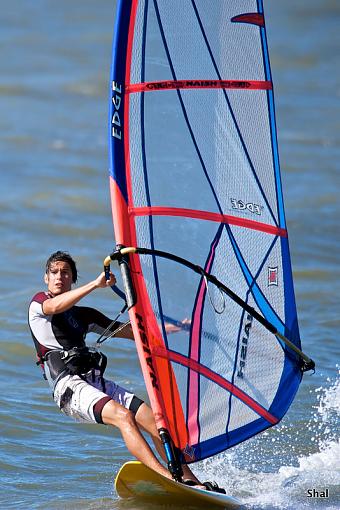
[312,370,340,447]
[195,369,340,509]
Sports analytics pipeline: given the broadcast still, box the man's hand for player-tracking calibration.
[95,271,117,289]
[165,317,191,334]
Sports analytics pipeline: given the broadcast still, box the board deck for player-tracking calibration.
[115,461,242,508]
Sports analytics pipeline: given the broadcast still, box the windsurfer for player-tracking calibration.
[28,250,205,487]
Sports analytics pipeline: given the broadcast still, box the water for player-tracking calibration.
[0,0,339,508]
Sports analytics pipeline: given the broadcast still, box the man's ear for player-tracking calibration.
[44,273,48,285]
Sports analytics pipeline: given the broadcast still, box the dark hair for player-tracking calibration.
[45,251,78,283]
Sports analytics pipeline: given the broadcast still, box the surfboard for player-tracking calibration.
[115,461,242,508]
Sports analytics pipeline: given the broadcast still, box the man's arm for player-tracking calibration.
[42,272,116,315]
[86,307,135,341]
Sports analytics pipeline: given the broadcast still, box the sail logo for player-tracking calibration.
[268,266,279,286]
[230,198,263,215]
[237,313,253,379]
[144,79,253,90]
[112,80,122,140]
[183,444,196,461]
[135,313,159,390]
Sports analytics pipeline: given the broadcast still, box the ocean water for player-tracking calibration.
[0,1,339,509]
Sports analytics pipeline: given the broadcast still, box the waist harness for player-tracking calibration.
[60,347,107,375]
[38,347,107,382]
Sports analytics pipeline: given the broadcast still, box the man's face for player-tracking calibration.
[44,261,73,295]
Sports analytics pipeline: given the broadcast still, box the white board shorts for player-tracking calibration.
[53,369,143,424]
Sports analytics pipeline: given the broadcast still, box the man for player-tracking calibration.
[28,250,204,486]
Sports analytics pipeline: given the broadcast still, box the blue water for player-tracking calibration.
[0,1,339,508]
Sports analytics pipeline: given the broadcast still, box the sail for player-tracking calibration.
[109,0,303,463]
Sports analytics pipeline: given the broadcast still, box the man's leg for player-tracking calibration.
[101,399,172,479]
[134,402,202,485]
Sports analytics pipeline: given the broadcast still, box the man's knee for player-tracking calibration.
[101,399,135,428]
[135,403,157,434]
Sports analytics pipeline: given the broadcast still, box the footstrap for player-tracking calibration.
[182,479,226,494]
[182,479,197,487]
[203,481,226,494]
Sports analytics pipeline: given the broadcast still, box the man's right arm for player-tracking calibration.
[42,272,116,315]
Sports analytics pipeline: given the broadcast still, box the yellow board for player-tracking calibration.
[115,461,242,509]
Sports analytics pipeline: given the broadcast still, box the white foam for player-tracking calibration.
[196,369,340,509]
[279,439,340,482]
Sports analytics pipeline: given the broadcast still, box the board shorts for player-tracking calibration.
[53,369,144,424]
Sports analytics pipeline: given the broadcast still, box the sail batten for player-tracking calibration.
[109,0,305,464]
[126,80,273,92]
[129,206,287,237]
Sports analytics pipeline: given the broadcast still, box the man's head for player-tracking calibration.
[44,251,78,295]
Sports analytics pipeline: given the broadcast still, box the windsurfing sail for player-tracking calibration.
[108,0,314,469]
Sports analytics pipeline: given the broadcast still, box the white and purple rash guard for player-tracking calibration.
[28,291,115,363]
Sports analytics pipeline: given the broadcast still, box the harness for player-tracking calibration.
[37,347,107,388]
[59,346,107,375]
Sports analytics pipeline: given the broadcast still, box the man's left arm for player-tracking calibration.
[85,308,134,340]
